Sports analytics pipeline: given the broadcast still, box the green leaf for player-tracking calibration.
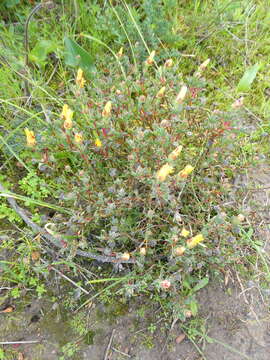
[192,277,209,293]
[237,63,261,92]
[190,300,198,316]
[29,40,57,68]
[64,37,96,74]
[4,0,20,8]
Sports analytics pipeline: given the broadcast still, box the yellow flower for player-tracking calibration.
[121,252,130,261]
[176,85,188,104]
[95,138,102,147]
[156,163,174,182]
[156,86,166,98]
[174,246,186,256]
[61,104,74,130]
[177,165,194,179]
[76,68,86,88]
[60,104,69,119]
[187,234,204,249]
[140,247,146,256]
[117,47,123,58]
[74,133,83,144]
[24,128,36,147]
[181,228,190,238]
[198,58,210,71]
[195,58,210,77]
[102,101,112,117]
[168,145,183,160]
[165,58,173,68]
[146,50,156,65]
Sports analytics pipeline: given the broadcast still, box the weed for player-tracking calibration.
[0,1,269,358]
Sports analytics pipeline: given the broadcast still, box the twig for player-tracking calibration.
[161,317,178,353]
[104,329,116,360]
[0,182,136,264]
[0,341,40,345]
[112,347,131,358]
[40,259,89,295]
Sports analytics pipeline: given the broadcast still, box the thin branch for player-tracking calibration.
[0,341,40,345]
[40,259,89,295]
[104,329,116,360]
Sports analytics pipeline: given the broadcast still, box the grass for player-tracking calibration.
[0,0,270,359]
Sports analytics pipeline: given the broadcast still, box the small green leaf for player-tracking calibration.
[29,40,57,68]
[237,63,261,92]
[192,277,209,293]
[64,37,96,74]
[190,300,198,316]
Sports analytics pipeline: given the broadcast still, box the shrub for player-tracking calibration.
[5,51,247,318]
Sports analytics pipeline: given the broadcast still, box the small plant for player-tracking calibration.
[0,47,251,320]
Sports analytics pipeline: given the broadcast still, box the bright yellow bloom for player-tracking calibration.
[165,59,173,68]
[74,133,83,144]
[95,138,102,147]
[156,163,174,182]
[156,86,166,98]
[146,50,156,65]
[117,47,123,57]
[181,228,190,238]
[76,68,86,88]
[102,101,112,117]
[176,85,188,104]
[61,104,73,130]
[168,145,183,160]
[177,165,194,179]
[187,234,204,249]
[24,128,36,147]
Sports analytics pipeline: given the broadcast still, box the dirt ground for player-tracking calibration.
[1,278,269,360]
[1,166,270,359]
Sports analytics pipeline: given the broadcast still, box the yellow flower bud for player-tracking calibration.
[176,85,188,104]
[165,59,173,68]
[199,58,210,71]
[180,228,190,238]
[168,145,183,160]
[74,133,83,144]
[121,252,130,261]
[24,128,36,147]
[76,68,86,88]
[156,86,166,98]
[61,104,74,130]
[95,138,102,147]
[174,246,186,256]
[195,58,210,77]
[140,247,146,256]
[177,165,194,179]
[156,163,174,182]
[102,101,112,117]
[187,234,204,249]
[60,104,69,119]
[117,47,123,58]
[146,50,156,65]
